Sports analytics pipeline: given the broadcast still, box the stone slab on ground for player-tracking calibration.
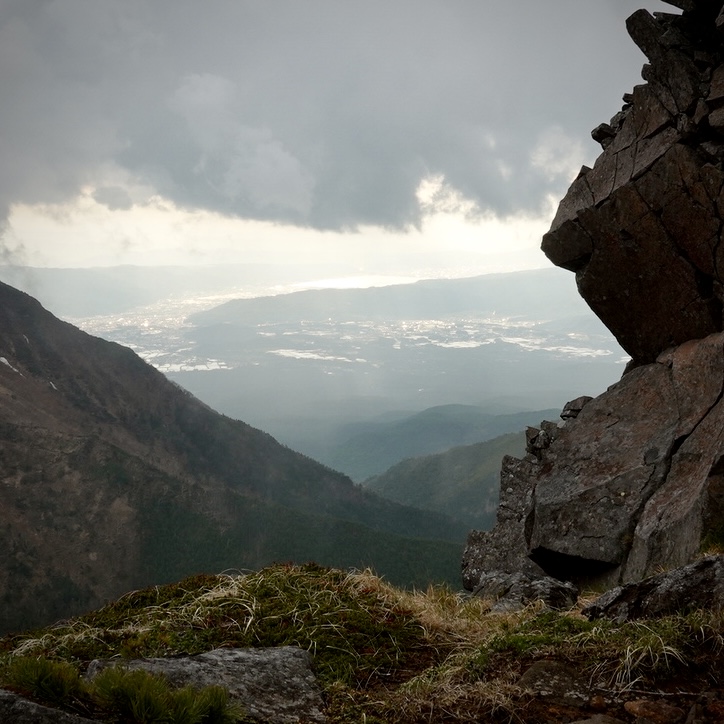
[87,646,326,723]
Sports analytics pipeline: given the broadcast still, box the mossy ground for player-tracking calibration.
[1,563,723,723]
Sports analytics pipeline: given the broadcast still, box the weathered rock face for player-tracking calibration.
[463,0,724,594]
[583,554,724,622]
[463,331,724,589]
[542,1,724,366]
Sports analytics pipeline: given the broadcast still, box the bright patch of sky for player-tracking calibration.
[7,181,556,279]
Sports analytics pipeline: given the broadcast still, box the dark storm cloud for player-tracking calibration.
[0,0,671,234]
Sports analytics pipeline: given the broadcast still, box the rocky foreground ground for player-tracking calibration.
[0,563,723,723]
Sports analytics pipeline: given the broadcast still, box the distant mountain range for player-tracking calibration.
[0,281,468,634]
[168,268,625,471]
[0,263,350,317]
[0,265,625,483]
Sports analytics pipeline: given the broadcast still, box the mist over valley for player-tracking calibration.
[2,264,625,481]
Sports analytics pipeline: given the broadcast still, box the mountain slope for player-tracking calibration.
[366,432,527,529]
[0,281,464,634]
[328,405,557,480]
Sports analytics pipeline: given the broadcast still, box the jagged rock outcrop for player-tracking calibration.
[464,332,724,588]
[464,0,724,592]
[543,1,724,366]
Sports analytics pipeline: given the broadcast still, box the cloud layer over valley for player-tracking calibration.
[1,0,669,269]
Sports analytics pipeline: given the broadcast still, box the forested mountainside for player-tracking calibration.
[331,406,556,481]
[366,432,525,529]
[0,281,464,634]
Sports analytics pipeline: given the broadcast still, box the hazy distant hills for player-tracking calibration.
[365,432,527,529]
[0,280,467,634]
[306,404,558,481]
[187,269,596,325]
[0,263,350,317]
[167,268,624,469]
[0,269,625,458]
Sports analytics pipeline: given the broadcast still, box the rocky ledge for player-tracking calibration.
[543,0,724,366]
[464,331,724,590]
[464,0,724,602]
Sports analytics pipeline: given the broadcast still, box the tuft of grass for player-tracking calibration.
[2,563,428,688]
[91,666,244,724]
[92,667,170,722]
[1,656,89,709]
[0,655,245,723]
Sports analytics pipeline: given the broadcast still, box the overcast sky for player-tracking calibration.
[0,0,669,280]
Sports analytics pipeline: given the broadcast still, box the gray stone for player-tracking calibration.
[517,660,589,707]
[569,716,626,724]
[0,689,100,723]
[461,454,545,590]
[86,646,326,723]
[473,571,578,612]
[560,395,593,420]
[541,218,593,272]
[526,359,682,580]
[463,333,724,591]
[583,555,724,623]
[592,123,617,149]
[525,422,559,460]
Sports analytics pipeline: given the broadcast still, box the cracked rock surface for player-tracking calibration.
[463,331,724,589]
[463,0,724,593]
[86,647,326,724]
[543,1,724,366]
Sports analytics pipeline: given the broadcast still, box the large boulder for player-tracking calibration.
[583,554,724,622]
[472,571,578,612]
[542,1,724,366]
[462,332,724,590]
